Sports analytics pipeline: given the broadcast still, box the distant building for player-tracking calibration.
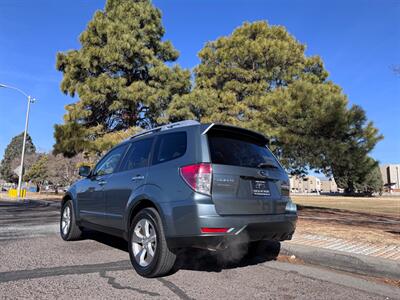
[380,164,400,192]
[320,178,338,193]
[289,175,325,193]
[289,175,338,194]
[303,176,321,193]
[289,176,303,193]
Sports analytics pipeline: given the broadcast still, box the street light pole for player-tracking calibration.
[17,95,32,198]
[0,83,35,199]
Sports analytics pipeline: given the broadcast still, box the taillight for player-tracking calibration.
[180,163,212,195]
[281,180,290,196]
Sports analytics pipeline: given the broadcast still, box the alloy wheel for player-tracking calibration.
[131,218,157,267]
[61,206,71,235]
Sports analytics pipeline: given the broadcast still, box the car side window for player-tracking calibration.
[120,138,153,171]
[152,132,187,165]
[94,145,128,176]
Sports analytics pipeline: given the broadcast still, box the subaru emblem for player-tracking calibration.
[259,170,268,177]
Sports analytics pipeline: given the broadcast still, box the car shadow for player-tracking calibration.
[81,229,129,252]
[172,241,281,273]
[81,230,281,274]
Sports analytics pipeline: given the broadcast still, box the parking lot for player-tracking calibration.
[0,200,399,299]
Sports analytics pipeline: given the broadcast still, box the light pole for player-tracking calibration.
[0,83,36,198]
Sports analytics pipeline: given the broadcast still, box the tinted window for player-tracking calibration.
[94,145,128,176]
[153,132,187,164]
[120,138,153,171]
[208,131,275,168]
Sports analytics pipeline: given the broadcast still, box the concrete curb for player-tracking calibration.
[281,242,400,280]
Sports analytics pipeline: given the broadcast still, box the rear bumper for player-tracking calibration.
[160,193,297,250]
[164,201,297,250]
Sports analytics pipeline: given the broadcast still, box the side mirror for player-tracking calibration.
[78,166,91,177]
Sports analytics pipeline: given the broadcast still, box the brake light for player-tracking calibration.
[281,180,290,196]
[180,163,212,195]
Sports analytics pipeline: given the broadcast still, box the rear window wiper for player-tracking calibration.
[257,161,278,169]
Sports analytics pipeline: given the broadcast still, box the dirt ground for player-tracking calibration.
[293,196,400,245]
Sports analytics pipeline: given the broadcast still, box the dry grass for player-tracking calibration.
[292,195,400,245]
[292,195,400,217]
[25,192,63,201]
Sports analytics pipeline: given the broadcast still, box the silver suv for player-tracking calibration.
[60,121,297,277]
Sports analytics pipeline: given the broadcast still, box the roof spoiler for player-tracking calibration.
[201,123,269,145]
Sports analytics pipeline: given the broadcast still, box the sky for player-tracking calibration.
[0,0,399,165]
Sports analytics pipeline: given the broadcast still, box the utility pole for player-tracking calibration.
[0,84,36,199]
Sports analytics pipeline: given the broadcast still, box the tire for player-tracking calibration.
[128,208,176,278]
[60,200,82,241]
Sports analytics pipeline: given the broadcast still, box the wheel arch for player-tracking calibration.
[61,193,72,208]
[61,192,79,221]
[126,198,166,239]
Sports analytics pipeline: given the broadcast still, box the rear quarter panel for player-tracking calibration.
[142,126,204,235]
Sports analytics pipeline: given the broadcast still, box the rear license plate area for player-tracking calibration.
[252,180,271,196]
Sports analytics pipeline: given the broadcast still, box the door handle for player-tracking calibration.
[131,175,145,181]
[97,180,107,186]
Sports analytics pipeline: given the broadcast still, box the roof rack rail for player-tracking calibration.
[130,120,200,140]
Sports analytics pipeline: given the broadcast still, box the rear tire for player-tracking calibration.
[60,200,82,241]
[128,208,176,278]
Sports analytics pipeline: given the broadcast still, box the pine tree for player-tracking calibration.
[0,133,36,183]
[24,155,48,186]
[54,0,190,157]
[168,21,383,188]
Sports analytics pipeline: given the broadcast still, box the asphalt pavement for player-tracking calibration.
[0,200,398,299]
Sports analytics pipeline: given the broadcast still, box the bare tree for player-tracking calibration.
[46,154,85,193]
[24,153,87,193]
[11,153,41,179]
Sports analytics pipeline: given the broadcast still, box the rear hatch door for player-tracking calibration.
[206,125,288,215]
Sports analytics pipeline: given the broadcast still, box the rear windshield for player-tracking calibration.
[207,130,276,168]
